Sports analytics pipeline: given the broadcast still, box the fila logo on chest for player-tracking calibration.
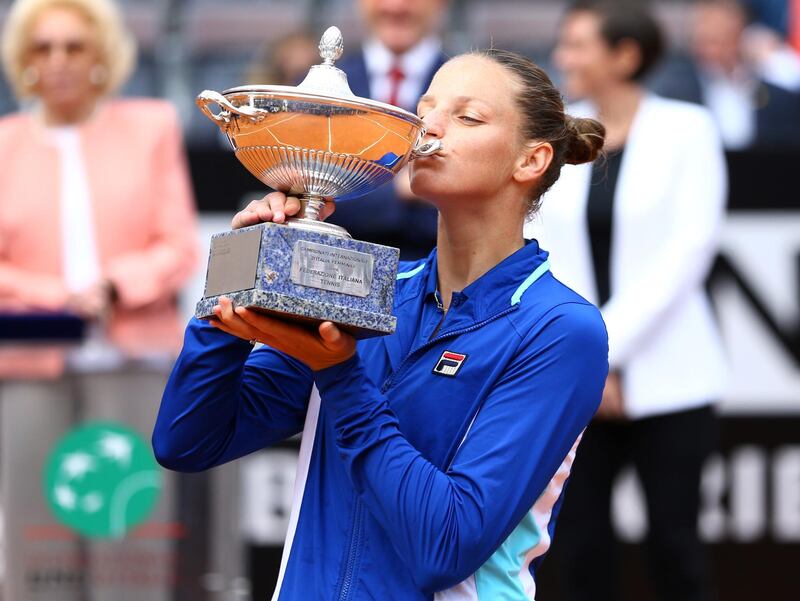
[433,351,468,377]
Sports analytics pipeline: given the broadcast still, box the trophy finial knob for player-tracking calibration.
[319,26,344,66]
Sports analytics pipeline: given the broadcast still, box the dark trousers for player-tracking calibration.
[554,405,717,601]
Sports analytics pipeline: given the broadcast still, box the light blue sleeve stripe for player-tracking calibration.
[396,263,426,280]
[474,511,541,600]
[510,260,551,306]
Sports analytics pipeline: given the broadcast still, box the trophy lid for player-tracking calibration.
[221,26,421,124]
[295,26,354,98]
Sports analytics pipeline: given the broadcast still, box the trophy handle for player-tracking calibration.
[411,132,443,159]
[196,90,265,126]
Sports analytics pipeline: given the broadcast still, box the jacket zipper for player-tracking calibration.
[429,290,447,340]
[429,315,446,341]
[381,306,519,394]
[337,499,364,601]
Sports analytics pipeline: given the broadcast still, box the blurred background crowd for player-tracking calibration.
[0,0,798,600]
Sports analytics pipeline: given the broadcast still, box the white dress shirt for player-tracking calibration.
[699,49,800,149]
[700,67,757,150]
[362,36,442,110]
[48,123,128,371]
[49,126,101,293]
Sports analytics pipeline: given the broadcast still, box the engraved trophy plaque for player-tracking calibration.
[194,26,442,337]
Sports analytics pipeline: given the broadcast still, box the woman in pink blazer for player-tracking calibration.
[0,1,198,378]
[0,1,198,599]
[0,100,198,376]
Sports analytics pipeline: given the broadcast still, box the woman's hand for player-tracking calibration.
[222,193,348,369]
[65,279,114,320]
[209,297,356,371]
[232,192,336,230]
[594,372,625,420]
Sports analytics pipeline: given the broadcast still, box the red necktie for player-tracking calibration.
[791,0,800,53]
[387,61,405,108]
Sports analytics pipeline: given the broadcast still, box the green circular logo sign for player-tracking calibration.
[44,422,162,539]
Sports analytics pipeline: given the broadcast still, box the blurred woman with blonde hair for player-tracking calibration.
[0,0,198,598]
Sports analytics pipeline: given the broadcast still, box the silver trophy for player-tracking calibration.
[195,26,441,337]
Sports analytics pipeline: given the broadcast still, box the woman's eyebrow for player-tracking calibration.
[417,94,493,114]
[454,95,488,105]
[453,96,493,114]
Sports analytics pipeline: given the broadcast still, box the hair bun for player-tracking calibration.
[564,116,606,165]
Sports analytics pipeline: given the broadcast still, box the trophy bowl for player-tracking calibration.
[196,26,440,237]
[194,26,442,337]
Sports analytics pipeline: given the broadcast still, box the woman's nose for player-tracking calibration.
[421,112,444,138]
[46,47,69,69]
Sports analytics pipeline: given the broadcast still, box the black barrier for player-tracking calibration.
[0,313,85,342]
[725,151,800,210]
[190,149,261,213]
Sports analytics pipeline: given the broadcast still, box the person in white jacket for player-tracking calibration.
[525,3,727,601]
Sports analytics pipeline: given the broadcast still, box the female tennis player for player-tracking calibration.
[154,50,608,600]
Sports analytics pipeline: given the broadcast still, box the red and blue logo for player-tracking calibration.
[433,351,468,377]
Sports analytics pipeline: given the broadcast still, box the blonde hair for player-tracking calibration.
[1,0,136,99]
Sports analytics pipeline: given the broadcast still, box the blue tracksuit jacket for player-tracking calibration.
[153,239,608,600]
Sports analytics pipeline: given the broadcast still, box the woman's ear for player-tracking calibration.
[513,142,553,186]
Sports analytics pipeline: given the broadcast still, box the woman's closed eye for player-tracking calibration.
[459,115,484,124]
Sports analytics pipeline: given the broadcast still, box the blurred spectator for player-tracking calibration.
[662,0,800,149]
[0,0,198,598]
[246,30,319,86]
[327,0,449,259]
[526,2,727,601]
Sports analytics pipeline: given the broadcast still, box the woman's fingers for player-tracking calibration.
[209,316,265,346]
[231,193,288,229]
[284,196,302,217]
[216,305,356,370]
[234,306,314,346]
[266,192,288,223]
[233,305,275,329]
[232,198,273,229]
[216,296,236,321]
[211,297,261,341]
[267,194,301,223]
[319,321,356,361]
[319,321,345,348]
[209,317,250,340]
[231,193,334,229]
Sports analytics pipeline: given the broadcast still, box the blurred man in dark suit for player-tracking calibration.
[329,0,449,259]
[656,0,800,150]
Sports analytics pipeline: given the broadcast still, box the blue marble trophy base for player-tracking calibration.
[196,222,400,338]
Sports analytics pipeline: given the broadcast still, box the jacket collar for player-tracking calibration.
[381,241,549,371]
[399,239,550,322]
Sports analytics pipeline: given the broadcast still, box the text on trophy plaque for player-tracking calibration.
[290,241,374,297]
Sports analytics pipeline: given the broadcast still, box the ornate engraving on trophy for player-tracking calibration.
[290,241,374,297]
